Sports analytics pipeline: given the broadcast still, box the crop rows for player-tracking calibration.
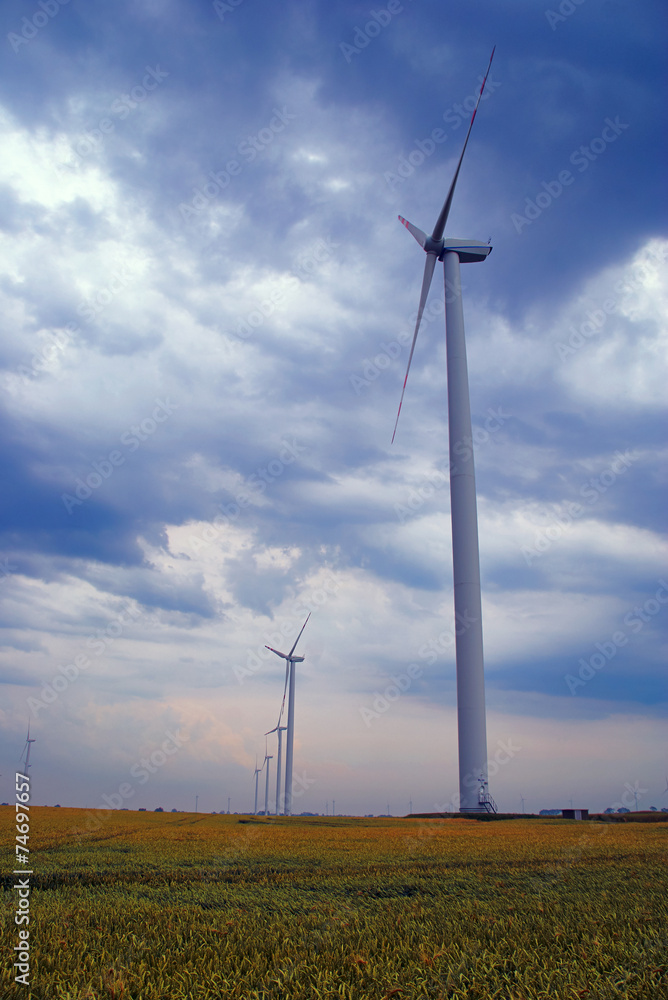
[1,809,666,999]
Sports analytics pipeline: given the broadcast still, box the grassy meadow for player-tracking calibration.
[1,807,666,999]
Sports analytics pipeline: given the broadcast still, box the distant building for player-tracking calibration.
[562,809,588,820]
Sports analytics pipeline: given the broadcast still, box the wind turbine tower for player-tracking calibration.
[265,613,310,816]
[392,48,498,814]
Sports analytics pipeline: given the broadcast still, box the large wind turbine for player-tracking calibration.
[265,613,310,816]
[392,48,497,814]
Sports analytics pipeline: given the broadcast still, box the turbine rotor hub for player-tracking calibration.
[424,236,444,255]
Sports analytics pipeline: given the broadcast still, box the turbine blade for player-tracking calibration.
[288,612,311,657]
[265,645,289,659]
[431,45,496,242]
[276,660,290,728]
[398,216,428,248]
[391,252,437,443]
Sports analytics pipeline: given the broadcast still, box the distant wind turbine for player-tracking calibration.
[391,47,497,814]
[253,757,262,816]
[263,739,273,817]
[265,613,310,816]
[520,793,526,814]
[19,723,36,777]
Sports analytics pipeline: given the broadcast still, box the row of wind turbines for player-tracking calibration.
[252,614,310,816]
[20,49,498,820]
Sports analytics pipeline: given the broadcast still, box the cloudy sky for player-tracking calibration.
[0,0,666,817]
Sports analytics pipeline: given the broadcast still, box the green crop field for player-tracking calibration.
[1,807,667,999]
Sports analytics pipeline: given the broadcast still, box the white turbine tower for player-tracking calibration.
[265,613,310,817]
[265,723,287,815]
[20,724,36,777]
[392,48,497,815]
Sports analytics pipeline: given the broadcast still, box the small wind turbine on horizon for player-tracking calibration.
[520,793,526,814]
[19,723,36,777]
[263,738,273,817]
[265,613,310,816]
[391,47,498,814]
[253,757,262,816]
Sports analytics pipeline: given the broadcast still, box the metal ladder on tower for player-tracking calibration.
[477,776,498,814]
[481,790,498,814]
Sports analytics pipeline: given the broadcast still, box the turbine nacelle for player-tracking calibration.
[401,225,492,263]
[428,236,493,263]
[441,238,492,264]
[265,646,305,662]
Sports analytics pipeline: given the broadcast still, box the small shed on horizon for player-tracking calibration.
[562,808,588,820]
